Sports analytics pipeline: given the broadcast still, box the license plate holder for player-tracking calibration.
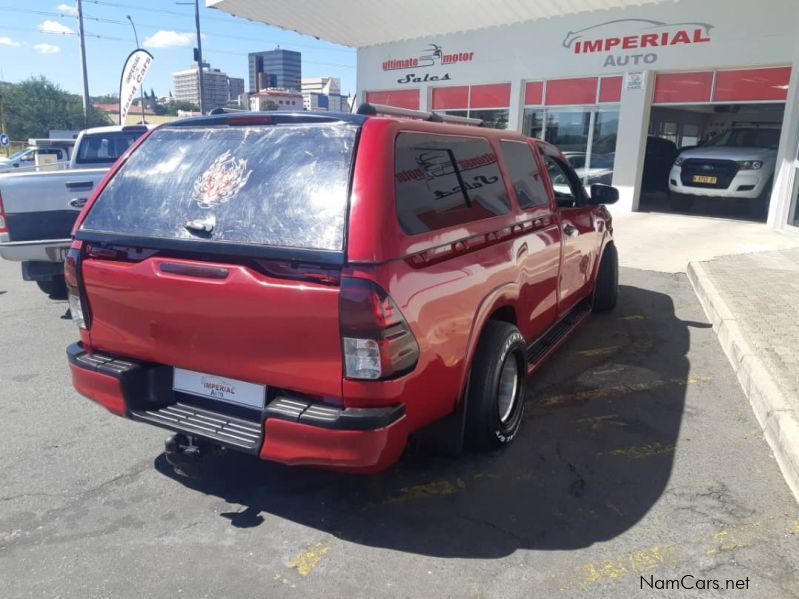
[173,368,266,410]
[692,175,717,184]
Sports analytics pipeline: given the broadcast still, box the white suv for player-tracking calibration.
[668,127,780,214]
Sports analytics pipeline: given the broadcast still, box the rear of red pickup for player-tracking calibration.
[66,113,415,472]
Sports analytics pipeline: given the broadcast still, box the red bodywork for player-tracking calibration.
[67,114,614,472]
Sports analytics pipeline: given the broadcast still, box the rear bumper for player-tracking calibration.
[0,238,71,262]
[66,342,408,472]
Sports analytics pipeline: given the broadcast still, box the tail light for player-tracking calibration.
[65,247,88,329]
[0,191,8,234]
[339,278,419,380]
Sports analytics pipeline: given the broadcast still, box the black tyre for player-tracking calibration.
[749,178,772,219]
[36,276,67,299]
[668,191,694,212]
[593,243,618,312]
[464,320,527,451]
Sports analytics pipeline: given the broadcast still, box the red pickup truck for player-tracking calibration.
[65,106,618,474]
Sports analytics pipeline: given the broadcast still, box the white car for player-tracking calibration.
[668,127,780,213]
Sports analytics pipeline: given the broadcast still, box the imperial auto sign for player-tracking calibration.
[563,19,713,68]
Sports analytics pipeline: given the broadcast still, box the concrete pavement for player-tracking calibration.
[689,248,799,501]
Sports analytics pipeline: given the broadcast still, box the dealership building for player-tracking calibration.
[210,0,799,232]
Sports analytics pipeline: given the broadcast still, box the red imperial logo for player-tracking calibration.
[563,19,713,67]
[383,44,474,71]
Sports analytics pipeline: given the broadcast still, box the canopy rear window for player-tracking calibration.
[74,131,144,165]
[80,123,358,252]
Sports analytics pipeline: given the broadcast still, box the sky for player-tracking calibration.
[0,0,357,98]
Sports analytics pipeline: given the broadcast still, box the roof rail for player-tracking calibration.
[356,102,483,126]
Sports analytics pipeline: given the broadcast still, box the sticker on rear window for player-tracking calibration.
[192,150,252,209]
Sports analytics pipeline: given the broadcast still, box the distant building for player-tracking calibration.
[301,77,351,112]
[227,77,245,103]
[248,49,301,92]
[172,62,239,110]
[249,88,304,111]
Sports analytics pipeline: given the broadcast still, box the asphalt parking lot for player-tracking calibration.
[1,258,797,598]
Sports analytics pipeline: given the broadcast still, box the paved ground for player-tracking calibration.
[613,210,799,273]
[689,248,799,499]
[1,258,798,598]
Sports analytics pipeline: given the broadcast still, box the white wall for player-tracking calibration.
[356,0,799,225]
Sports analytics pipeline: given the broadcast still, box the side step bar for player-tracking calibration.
[526,300,592,365]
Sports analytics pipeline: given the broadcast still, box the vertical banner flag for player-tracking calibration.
[119,49,154,125]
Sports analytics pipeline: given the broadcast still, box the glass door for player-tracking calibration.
[523,106,619,185]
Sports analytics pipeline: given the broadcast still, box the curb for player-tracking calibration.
[688,260,799,502]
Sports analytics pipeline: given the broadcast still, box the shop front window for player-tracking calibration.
[523,106,619,186]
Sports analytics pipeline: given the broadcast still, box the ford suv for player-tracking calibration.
[668,126,780,215]
[65,106,619,473]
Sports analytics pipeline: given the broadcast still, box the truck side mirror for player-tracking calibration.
[589,183,619,205]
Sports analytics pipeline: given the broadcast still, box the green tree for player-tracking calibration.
[3,77,107,140]
[264,100,278,111]
[162,100,200,115]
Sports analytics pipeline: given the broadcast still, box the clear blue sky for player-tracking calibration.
[0,0,356,97]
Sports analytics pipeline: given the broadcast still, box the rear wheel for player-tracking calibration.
[593,243,618,312]
[36,276,67,299]
[464,321,527,451]
[668,191,694,212]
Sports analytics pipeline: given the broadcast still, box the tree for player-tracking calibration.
[3,76,107,140]
[264,100,278,111]
[162,100,200,115]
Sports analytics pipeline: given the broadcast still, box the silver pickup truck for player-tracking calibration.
[0,125,150,295]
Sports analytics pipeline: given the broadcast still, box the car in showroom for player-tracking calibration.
[667,126,780,215]
[64,106,619,474]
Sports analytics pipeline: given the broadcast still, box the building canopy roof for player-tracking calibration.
[208,0,668,48]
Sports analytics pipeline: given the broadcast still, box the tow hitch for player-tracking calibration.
[164,433,224,478]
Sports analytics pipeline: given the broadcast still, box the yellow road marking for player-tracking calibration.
[558,520,795,592]
[604,443,675,460]
[287,542,331,577]
[573,346,621,357]
[705,522,765,556]
[576,414,625,430]
[619,315,645,320]
[536,375,710,408]
[272,573,296,588]
[382,479,466,505]
[562,544,682,591]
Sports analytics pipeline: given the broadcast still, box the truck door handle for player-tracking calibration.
[563,223,579,237]
[65,180,94,191]
[69,197,88,209]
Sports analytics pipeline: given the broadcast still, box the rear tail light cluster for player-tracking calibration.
[0,191,8,234]
[64,248,88,329]
[339,278,419,380]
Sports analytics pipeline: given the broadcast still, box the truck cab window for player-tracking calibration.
[543,155,585,208]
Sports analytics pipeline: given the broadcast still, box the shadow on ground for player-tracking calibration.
[638,190,766,222]
[156,280,707,558]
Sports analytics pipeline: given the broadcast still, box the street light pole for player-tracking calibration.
[126,15,146,123]
[76,0,90,127]
[193,0,205,114]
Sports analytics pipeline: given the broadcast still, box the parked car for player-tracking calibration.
[667,126,780,214]
[0,125,151,296]
[0,138,75,173]
[65,107,619,474]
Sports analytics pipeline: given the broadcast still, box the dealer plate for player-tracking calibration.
[173,368,266,409]
[692,175,717,184]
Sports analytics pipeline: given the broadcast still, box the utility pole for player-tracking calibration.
[177,0,205,113]
[126,15,146,123]
[194,0,205,114]
[76,0,91,127]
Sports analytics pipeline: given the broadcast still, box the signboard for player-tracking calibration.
[0,133,9,147]
[625,72,644,90]
[118,49,154,125]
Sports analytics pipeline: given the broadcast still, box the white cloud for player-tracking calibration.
[0,37,21,47]
[56,3,79,17]
[34,43,61,54]
[38,20,74,35]
[143,30,195,49]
